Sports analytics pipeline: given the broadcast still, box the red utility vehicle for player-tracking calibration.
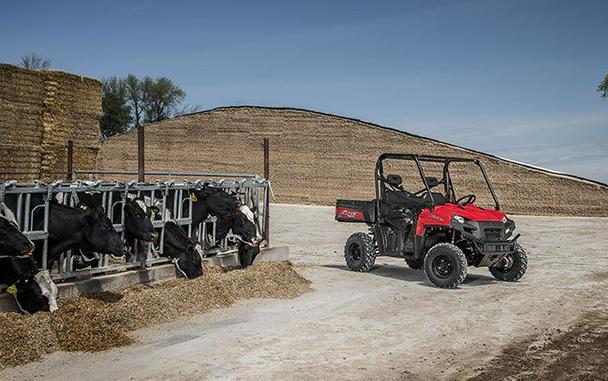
[335,153,527,288]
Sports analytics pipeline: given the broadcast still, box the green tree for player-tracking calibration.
[124,74,150,128]
[21,53,51,69]
[100,77,132,138]
[598,74,608,99]
[100,74,190,136]
[144,77,186,123]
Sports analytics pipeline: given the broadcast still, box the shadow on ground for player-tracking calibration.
[322,263,497,287]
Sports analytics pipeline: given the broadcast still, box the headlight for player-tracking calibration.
[453,215,465,224]
[501,217,508,224]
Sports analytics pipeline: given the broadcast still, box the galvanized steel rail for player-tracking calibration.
[1,173,270,282]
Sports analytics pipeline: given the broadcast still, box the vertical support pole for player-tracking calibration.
[139,240,146,269]
[137,123,145,183]
[16,193,23,228]
[42,190,51,271]
[263,138,270,246]
[66,140,74,181]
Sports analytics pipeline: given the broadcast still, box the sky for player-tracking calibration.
[1,0,607,183]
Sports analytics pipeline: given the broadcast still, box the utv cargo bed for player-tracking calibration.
[335,199,376,223]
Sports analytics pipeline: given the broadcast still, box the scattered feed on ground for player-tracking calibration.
[0,261,311,369]
[468,309,608,380]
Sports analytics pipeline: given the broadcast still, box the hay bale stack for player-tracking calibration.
[97,106,608,217]
[0,63,102,182]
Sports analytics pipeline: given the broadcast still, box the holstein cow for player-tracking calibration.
[72,192,159,267]
[155,219,203,279]
[76,192,159,243]
[0,256,58,314]
[190,185,262,268]
[4,194,126,269]
[139,195,203,279]
[0,203,58,314]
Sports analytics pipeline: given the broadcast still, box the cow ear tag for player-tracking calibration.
[191,193,198,203]
[6,284,18,296]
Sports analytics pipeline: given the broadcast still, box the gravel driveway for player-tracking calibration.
[3,204,608,380]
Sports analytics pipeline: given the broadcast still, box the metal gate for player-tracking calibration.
[0,173,270,282]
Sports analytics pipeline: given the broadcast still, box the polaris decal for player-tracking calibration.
[335,207,365,221]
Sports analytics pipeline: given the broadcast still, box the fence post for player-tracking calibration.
[263,138,270,246]
[137,123,145,182]
[66,140,73,181]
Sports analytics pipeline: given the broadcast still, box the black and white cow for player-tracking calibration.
[0,203,57,314]
[0,256,58,314]
[73,192,159,243]
[135,196,203,279]
[4,194,126,269]
[72,192,159,267]
[156,220,203,279]
[190,185,262,268]
[38,201,126,268]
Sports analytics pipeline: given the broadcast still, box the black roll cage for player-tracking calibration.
[374,153,501,211]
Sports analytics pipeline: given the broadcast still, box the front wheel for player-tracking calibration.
[424,243,468,289]
[344,232,376,272]
[490,245,527,282]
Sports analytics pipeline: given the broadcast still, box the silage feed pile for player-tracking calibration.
[0,261,311,369]
[97,106,608,217]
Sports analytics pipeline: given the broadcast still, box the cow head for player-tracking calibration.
[231,208,262,247]
[174,245,203,280]
[160,221,203,279]
[0,203,34,256]
[2,257,58,314]
[238,242,260,268]
[231,208,262,268]
[124,198,159,242]
[82,208,125,257]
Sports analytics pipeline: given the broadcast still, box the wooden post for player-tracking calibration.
[263,138,270,245]
[66,140,73,181]
[137,123,145,182]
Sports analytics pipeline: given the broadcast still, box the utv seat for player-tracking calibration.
[385,191,427,210]
[430,192,446,205]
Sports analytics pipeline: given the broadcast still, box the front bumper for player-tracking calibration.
[473,234,520,267]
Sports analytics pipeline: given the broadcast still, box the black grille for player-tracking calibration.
[479,222,506,241]
[484,228,504,241]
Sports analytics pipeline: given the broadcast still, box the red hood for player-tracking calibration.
[416,203,507,235]
[433,203,507,222]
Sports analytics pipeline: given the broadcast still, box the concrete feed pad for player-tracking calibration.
[2,204,608,380]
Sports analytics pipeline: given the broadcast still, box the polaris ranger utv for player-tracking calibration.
[335,153,527,289]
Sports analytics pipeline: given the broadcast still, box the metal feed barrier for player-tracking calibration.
[0,173,270,282]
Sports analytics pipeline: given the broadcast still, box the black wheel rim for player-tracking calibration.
[349,243,362,261]
[432,255,455,279]
[497,254,514,273]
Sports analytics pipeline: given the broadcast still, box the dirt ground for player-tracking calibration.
[1,204,607,381]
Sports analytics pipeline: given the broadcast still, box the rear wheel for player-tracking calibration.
[424,243,467,289]
[344,232,376,272]
[490,244,527,281]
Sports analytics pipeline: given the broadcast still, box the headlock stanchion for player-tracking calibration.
[0,172,271,283]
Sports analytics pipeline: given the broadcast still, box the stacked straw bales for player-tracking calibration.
[0,63,101,182]
[97,106,608,217]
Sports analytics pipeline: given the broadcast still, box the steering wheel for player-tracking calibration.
[456,194,476,206]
